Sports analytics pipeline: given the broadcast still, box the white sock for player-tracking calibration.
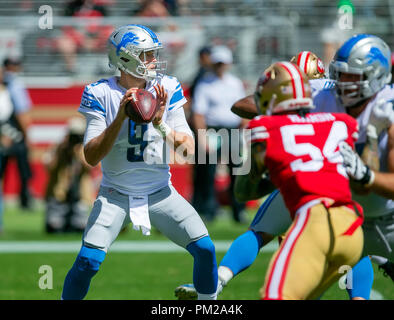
[370,255,388,266]
[218,266,234,286]
[197,292,217,300]
[217,280,224,295]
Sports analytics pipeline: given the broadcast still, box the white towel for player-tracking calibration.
[128,195,151,236]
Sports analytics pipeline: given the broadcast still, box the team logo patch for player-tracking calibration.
[281,86,293,94]
[366,47,389,70]
[317,59,325,74]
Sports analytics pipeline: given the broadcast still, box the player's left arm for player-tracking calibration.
[341,124,394,198]
[367,124,394,198]
[153,84,194,158]
[362,98,394,171]
[231,94,258,119]
[234,142,275,202]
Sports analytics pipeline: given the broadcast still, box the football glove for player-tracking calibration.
[339,141,375,186]
[367,99,394,139]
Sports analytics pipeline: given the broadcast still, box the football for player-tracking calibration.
[231,95,258,119]
[125,89,158,124]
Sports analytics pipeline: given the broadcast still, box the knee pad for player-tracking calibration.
[186,236,216,260]
[75,246,106,275]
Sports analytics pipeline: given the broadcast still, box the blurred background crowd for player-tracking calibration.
[1,0,394,233]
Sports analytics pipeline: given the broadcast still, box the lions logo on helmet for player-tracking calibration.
[290,51,326,80]
[107,24,167,81]
[329,34,392,107]
[254,62,313,115]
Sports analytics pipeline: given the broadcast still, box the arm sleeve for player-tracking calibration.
[81,112,107,146]
[78,85,106,119]
[167,79,187,112]
[166,107,194,137]
[247,117,269,144]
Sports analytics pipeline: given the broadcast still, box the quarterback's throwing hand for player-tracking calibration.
[339,141,374,186]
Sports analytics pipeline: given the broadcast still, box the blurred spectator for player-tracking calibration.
[192,45,246,223]
[163,0,179,15]
[0,67,15,233]
[43,117,94,233]
[56,0,114,73]
[320,0,362,66]
[133,0,170,17]
[185,46,212,123]
[189,46,212,101]
[1,57,33,210]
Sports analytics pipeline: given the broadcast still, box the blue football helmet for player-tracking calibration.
[329,34,392,107]
[108,24,167,81]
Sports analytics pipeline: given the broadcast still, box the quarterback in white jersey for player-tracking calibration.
[61,24,219,300]
[79,75,191,195]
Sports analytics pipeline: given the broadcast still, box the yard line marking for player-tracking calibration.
[0,240,279,254]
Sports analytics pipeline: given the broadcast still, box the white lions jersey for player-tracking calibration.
[309,78,335,99]
[78,75,191,196]
[313,82,394,218]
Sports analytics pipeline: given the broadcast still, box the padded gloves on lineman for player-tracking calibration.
[339,142,375,187]
[367,99,394,139]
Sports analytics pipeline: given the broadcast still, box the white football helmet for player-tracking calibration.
[329,34,392,108]
[108,24,167,81]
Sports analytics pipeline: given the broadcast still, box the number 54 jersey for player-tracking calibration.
[248,112,360,217]
[78,75,191,196]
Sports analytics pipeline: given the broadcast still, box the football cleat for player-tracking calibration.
[175,284,198,300]
[175,280,225,300]
[378,261,394,281]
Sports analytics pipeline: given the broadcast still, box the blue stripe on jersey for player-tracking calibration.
[90,79,109,87]
[168,89,184,109]
[336,34,373,62]
[83,91,97,99]
[80,96,106,116]
[250,189,280,227]
[323,81,335,90]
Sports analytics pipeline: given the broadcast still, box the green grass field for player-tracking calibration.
[0,203,393,300]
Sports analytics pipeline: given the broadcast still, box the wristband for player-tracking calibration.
[365,169,375,187]
[359,165,375,187]
[154,121,171,138]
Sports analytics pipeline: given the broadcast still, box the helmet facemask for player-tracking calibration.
[113,46,167,81]
[333,70,369,107]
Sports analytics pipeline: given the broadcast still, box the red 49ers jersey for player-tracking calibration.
[248,112,359,216]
